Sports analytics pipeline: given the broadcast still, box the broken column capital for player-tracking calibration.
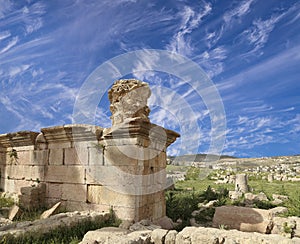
[108,79,151,126]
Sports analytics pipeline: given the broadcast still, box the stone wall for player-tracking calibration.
[0,79,180,222]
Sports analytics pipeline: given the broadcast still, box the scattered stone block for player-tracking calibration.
[270,206,288,216]
[129,219,161,231]
[273,194,289,201]
[165,230,177,244]
[154,216,174,230]
[235,174,249,193]
[271,216,296,238]
[80,227,129,244]
[40,202,61,219]
[150,228,168,244]
[229,190,242,200]
[19,183,46,210]
[213,206,273,233]
[8,205,22,221]
[257,192,268,201]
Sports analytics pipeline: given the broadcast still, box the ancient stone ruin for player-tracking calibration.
[0,79,179,222]
[235,173,249,193]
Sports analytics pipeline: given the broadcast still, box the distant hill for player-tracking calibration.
[168,154,237,162]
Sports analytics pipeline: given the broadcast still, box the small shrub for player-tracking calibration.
[194,208,215,223]
[185,167,201,180]
[284,191,300,217]
[219,224,228,230]
[166,190,200,224]
[0,196,14,208]
[201,185,218,202]
[283,222,292,234]
[253,200,276,210]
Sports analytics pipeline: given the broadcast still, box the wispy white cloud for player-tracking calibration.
[204,0,255,50]
[224,111,300,156]
[241,13,284,56]
[0,30,10,40]
[196,46,227,77]
[0,0,12,19]
[167,3,212,56]
[223,0,255,24]
[9,64,31,77]
[0,36,18,54]
[217,44,300,92]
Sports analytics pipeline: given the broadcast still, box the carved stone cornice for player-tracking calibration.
[0,131,39,148]
[41,124,103,143]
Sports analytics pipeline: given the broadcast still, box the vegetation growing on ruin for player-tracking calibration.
[0,209,121,244]
[0,196,14,208]
[166,185,229,230]
[166,165,300,230]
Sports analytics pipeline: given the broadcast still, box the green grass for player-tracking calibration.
[0,210,121,244]
[173,170,300,218]
[249,179,300,197]
[175,178,235,192]
[0,196,14,208]
[166,165,189,173]
[166,184,230,230]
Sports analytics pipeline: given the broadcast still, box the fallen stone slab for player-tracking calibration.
[79,227,152,244]
[213,206,273,233]
[150,228,168,244]
[0,211,110,239]
[40,202,61,219]
[8,205,22,221]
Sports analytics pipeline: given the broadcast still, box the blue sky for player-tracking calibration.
[0,0,299,158]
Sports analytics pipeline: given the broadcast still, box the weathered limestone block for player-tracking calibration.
[47,183,63,199]
[229,190,243,200]
[4,179,32,194]
[188,227,300,244]
[86,165,143,187]
[80,227,129,244]
[33,150,49,165]
[290,217,300,238]
[61,183,86,202]
[49,148,64,165]
[19,184,46,209]
[153,201,165,220]
[86,184,102,204]
[213,206,273,233]
[150,228,168,244]
[108,79,151,125]
[165,230,177,244]
[104,145,140,167]
[271,216,296,238]
[64,147,88,165]
[0,131,39,148]
[12,150,34,165]
[175,226,197,243]
[40,202,61,219]
[5,165,44,181]
[44,165,85,184]
[88,146,104,166]
[8,205,22,221]
[235,173,249,193]
[268,174,274,182]
[87,185,136,206]
[35,133,47,150]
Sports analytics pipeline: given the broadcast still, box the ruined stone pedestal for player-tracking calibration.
[98,79,179,221]
[235,174,249,193]
[0,79,180,222]
[101,118,179,221]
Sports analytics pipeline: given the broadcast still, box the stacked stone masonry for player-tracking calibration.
[0,79,179,222]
